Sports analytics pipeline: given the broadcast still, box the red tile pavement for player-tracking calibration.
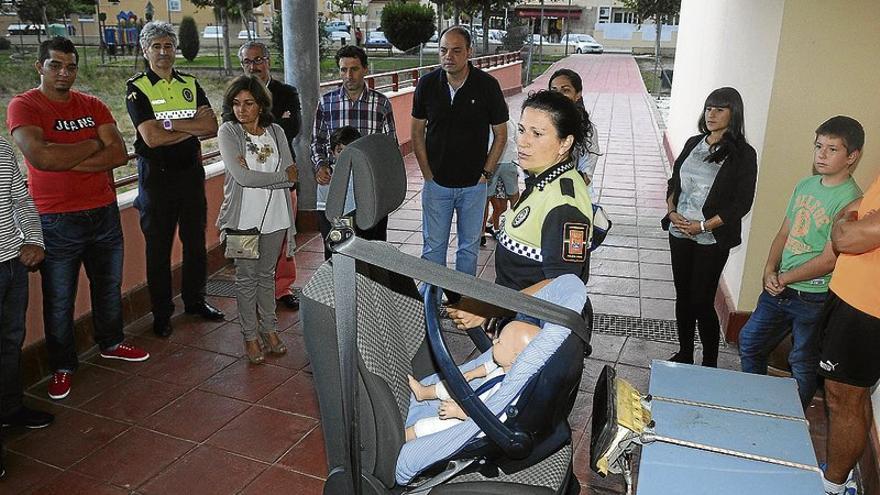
[2,54,830,495]
[138,445,267,495]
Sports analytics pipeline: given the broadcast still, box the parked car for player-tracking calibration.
[325,20,350,33]
[328,30,352,43]
[365,30,391,49]
[422,31,439,53]
[237,29,265,40]
[7,23,46,36]
[203,26,225,39]
[526,33,547,45]
[475,29,506,44]
[560,33,604,54]
[474,28,506,52]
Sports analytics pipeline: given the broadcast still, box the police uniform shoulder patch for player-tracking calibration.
[562,222,589,262]
[560,177,576,198]
[512,206,531,228]
[182,88,194,102]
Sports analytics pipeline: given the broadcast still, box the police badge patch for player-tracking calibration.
[182,88,194,102]
[511,206,530,228]
[562,222,588,262]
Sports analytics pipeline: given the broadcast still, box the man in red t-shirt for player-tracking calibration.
[7,37,149,402]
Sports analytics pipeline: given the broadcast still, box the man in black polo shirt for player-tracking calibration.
[411,26,509,276]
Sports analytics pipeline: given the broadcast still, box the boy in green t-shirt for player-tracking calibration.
[739,116,864,408]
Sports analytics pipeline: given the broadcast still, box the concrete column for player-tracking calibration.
[283,0,319,209]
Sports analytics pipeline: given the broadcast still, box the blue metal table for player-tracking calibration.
[636,361,824,494]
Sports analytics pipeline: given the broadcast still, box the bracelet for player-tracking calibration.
[700,220,707,233]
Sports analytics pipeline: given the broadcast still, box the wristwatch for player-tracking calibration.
[699,220,707,233]
[481,169,493,181]
[162,119,173,131]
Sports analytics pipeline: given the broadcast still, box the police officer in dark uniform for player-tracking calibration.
[448,90,593,327]
[126,21,223,337]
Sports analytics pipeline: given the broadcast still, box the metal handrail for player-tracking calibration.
[112,51,522,190]
[319,51,522,93]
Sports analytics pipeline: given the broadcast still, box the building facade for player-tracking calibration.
[1,0,275,45]
[513,0,679,54]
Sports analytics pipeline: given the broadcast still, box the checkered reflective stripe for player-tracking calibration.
[155,109,197,120]
[448,443,572,489]
[302,260,425,421]
[532,161,575,191]
[497,219,542,262]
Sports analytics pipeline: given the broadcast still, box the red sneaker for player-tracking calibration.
[100,342,150,362]
[48,371,72,400]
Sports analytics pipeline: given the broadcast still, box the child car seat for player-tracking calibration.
[301,134,592,494]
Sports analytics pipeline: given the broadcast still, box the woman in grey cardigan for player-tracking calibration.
[217,76,298,364]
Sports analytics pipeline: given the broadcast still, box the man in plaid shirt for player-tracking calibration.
[311,45,398,244]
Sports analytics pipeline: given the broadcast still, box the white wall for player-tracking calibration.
[666,0,785,306]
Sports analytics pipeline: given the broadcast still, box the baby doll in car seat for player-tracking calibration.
[405,320,540,441]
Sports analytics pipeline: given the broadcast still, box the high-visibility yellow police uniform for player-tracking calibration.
[125,68,212,325]
[495,160,593,291]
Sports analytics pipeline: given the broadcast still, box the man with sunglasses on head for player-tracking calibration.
[7,37,149,403]
[224,41,303,310]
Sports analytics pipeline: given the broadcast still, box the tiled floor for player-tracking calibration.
[2,55,830,494]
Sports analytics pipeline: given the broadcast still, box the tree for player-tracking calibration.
[329,0,366,38]
[501,15,526,52]
[380,1,434,53]
[178,16,199,61]
[470,0,515,54]
[621,0,680,94]
[14,0,92,30]
[269,12,282,57]
[191,0,266,74]
[14,0,53,38]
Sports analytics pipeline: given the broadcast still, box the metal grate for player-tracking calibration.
[205,278,236,298]
[594,313,678,342]
[593,313,725,346]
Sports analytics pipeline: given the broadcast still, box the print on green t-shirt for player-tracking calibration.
[780,175,862,292]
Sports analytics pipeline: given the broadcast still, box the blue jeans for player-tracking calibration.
[739,288,828,407]
[421,180,487,276]
[0,259,29,415]
[40,204,125,372]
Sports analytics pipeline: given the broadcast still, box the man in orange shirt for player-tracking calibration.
[818,171,880,495]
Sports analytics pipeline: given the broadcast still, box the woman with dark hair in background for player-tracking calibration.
[549,68,601,186]
[663,87,758,367]
[217,75,298,364]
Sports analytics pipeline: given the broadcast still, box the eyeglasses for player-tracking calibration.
[241,56,268,66]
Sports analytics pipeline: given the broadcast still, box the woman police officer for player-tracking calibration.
[448,90,594,328]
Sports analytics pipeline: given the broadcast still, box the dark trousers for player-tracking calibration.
[668,235,730,366]
[318,212,388,260]
[135,158,207,321]
[0,259,28,416]
[41,204,125,372]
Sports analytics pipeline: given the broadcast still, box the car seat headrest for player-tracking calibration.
[325,133,406,231]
